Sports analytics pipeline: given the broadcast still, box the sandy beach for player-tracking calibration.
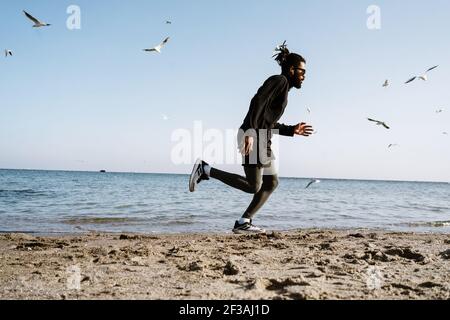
[0,229,449,300]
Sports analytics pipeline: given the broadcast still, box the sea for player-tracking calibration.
[0,169,449,235]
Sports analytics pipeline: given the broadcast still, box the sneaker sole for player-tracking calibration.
[189,158,202,192]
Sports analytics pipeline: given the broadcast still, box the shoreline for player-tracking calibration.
[0,229,449,300]
[1,225,449,238]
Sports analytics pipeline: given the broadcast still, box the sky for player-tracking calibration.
[0,0,449,182]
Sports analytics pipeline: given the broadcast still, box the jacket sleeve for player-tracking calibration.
[273,122,296,136]
[242,76,288,130]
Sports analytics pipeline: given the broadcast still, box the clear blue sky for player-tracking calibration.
[1,0,449,182]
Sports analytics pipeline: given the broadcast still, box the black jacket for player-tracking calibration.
[239,74,296,167]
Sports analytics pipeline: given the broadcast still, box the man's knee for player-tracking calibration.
[248,181,263,194]
[263,175,279,192]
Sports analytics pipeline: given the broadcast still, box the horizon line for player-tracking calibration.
[0,167,448,184]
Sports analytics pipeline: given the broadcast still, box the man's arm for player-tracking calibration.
[273,122,314,137]
[273,122,296,136]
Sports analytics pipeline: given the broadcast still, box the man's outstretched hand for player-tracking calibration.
[294,122,314,136]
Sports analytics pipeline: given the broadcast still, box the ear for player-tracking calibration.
[289,66,295,77]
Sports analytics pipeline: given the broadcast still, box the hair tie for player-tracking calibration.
[272,40,290,66]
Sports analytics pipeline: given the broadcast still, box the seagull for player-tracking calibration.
[306,107,311,113]
[388,144,399,148]
[443,132,448,135]
[23,10,51,28]
[435,108,444,113]
[305,179,320,189]
[4,49,12,57]
[382,80,389,87]
[367,118,390,129]
[405,65,439,84]
[165,20,172,24]
[143,37,170,53]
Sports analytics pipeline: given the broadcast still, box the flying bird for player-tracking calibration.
[367,118,390,129]
[388,144,399,148]
[143,37,170,53]
[305,179,320,189]
[306,107,311,113]
[165,20,172,24]
[23,10,51,28]
[382,80,389,87]
[435,108,444,113]
[4,49,12,57]
[443,132,448,135]
[405,65,439,84]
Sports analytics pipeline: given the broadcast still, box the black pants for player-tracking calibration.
[210,163,279,219]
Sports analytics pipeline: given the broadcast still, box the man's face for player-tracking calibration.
[290,62,306,89]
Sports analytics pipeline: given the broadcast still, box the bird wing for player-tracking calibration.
[367,118,379,123]
[382,123,390,129]
[305,181,314,189]
[23,10,41,24]
[161,37,170,46]
[426,65,438,73]
[405,77,417,84]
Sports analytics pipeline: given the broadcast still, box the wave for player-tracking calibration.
[395,204,448,213]
[156,219,196,226]
[114,204,135,209]
[0,189,47,197]
[405,220,450,228]
[0,189,35,193]
[62,217,144,225]
[61,216,195,227]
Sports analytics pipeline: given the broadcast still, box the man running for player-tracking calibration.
[189,42,314,234]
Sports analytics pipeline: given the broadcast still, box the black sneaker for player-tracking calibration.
[232,220,266,234]
[189,159,210,192]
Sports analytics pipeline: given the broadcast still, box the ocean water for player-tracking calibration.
[0,169,449,234]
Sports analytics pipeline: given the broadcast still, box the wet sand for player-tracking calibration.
[0,229,449,300]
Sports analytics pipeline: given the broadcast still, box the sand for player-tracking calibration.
[0,229,449,300]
